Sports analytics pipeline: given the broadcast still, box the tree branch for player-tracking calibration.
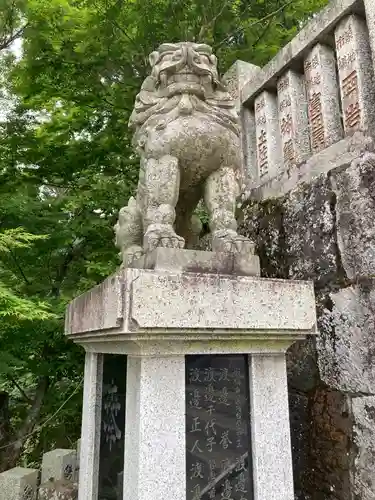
[50,239,86,298]
[93,0,139,49]
[214,0,294,49]
[198,0,230,41]
[7,377,32,404]
[0,392,10,446]
[4,245,31,286]
[251,17,274,50]
[0,376,49,471]
[0,24,28,52]
[16,376,49,442]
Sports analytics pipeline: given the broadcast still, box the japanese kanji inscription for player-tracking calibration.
[186,355,252,500]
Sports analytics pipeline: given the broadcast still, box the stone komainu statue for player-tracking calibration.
[114,42,254,266]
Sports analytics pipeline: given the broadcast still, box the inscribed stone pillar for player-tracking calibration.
[78,352,103,500]
[186,353,254,500]
[223,60,261,112]
[277,70,311,167]
[254,91,282,179]
[123,355,186,500]
[98,354,127,499]
[335,15,375,133]
[304,44,343,153]
[241,107,257,182]
[249,354,294,500]
[223,61,262,183]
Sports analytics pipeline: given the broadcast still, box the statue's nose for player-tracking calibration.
[180,44,189,64]
[186,47,197,66]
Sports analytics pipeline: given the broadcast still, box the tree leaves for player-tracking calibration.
[0,227,47,253]
[0,285,54,320]
[0,0,329,468]
[0,0,27,52]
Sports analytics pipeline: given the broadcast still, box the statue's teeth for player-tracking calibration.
[160,73,167,86]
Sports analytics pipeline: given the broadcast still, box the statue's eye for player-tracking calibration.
[173,51,182,60]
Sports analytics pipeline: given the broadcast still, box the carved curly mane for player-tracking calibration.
[129,42,239,149]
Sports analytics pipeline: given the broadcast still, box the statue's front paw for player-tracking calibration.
[144,224,185,251]
[212,229,255,255]
[121,246,144,268]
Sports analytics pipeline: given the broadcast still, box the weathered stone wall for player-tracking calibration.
[238,141,375,499]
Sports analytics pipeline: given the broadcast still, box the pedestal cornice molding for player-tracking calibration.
[65,260,317,356]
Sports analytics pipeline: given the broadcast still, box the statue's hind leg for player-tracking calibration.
[204,166,255,254]
[143,155,185,251]
[114,197,143,267]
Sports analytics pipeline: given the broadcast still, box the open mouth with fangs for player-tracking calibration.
[167,73,203,84]
[159,68,212,87]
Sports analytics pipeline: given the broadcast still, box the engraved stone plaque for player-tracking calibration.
[304,44,343,153]
[335,14,375,134]
[254,91,282,179]
[186,354,253,500]
[277,70,311,167]
[98,354,127,500]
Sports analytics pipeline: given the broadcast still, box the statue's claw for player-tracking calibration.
[144,224,185,252]
[212,230,255,255]
[121,246,144,268]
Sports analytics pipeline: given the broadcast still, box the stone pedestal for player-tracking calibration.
[65,249,317,500]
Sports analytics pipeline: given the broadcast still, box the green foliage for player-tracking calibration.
[0,227,47,253]
[0,0,328,469]
[0,0,26,51]
[0,285,52,320]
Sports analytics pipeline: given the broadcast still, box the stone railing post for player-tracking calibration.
[241,107,258,183]
[335,14,375,134]
[223,61,262,183]
[254,91,282,179]
[41,448,77,484]
[277,70,311,167]
[0,467,38,500]
[304,44,343,154]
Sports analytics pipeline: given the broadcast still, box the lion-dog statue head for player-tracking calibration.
[129,42,239,152]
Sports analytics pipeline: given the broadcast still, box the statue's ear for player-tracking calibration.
[149,51,160,67]
[209,54,217,66]
[194,44,212,55]
[128,196,136,208]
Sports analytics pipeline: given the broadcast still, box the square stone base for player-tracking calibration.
[129,248,261,277]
